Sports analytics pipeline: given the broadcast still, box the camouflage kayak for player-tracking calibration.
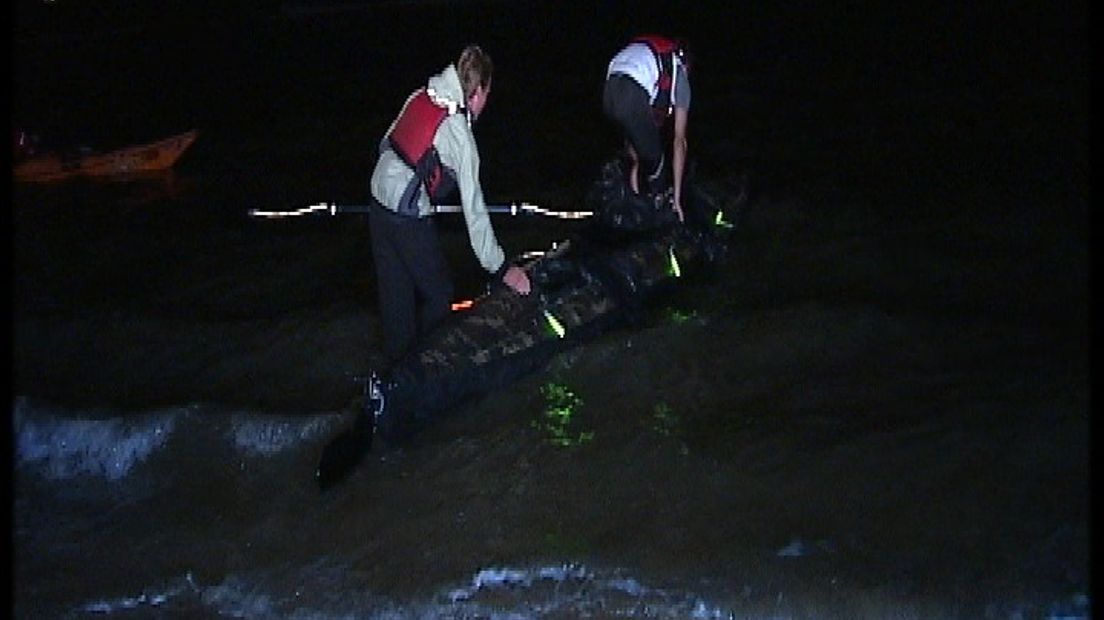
[376,224,726,442]
[316,163,745,489]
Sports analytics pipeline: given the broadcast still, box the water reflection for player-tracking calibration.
[649,402,682,438]
[14,168,196,212]
[666,308,697,324]
[533,382,592,448]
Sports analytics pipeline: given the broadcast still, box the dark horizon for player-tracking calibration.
[14,1,1089,218]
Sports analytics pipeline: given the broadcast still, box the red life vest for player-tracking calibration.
[388,88,462,209]
[632,35,683,126]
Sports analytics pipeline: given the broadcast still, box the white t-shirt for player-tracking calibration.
[606,42,691,109]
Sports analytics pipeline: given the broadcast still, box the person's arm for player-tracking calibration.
[442,118,531,294]
[671,105,689,222]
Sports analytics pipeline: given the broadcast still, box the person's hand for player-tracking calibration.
[502,264,531,295]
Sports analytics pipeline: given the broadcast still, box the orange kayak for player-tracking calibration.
[13,129,197,183]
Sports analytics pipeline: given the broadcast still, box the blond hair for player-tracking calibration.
[456,45,493,101]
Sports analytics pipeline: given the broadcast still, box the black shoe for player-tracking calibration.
[364,371,390,438]
[370,373,417,446]
[351,372,384,444]
[366,372,385,420]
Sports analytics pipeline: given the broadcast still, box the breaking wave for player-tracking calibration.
[73,563,737,619]
[12,396,340,483]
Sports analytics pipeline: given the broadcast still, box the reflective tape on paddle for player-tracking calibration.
[247,202,593,220]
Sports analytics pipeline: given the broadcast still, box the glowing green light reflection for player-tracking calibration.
[543,309,566,338]
[714,210,734,229]
[668,247,681,278]
[533,382,593,447]
[650,402,681,437]
[667,308,697,324]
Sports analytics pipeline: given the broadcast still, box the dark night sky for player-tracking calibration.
[13,0,1087,110]
[14,0,1086,97]
[13,0,1088,215]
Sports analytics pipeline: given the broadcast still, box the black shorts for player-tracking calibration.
[602,73,663,173]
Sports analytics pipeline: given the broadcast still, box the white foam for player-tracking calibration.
[12,396,185,481]
[230,412,334,456]
[72,563,733,619]
[72,562,1092,619]
[442,564,731,619]
[78,573,199,615]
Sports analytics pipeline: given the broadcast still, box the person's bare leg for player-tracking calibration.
[626,141,640,194]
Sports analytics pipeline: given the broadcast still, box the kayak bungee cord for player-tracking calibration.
[247,202,593,220]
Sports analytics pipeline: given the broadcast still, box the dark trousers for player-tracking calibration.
[602,73,668,194]
[369,201,454,364]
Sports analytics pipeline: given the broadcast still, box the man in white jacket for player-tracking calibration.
[369,45,530,363]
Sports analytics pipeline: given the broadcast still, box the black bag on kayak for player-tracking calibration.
[585,157,678,235]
